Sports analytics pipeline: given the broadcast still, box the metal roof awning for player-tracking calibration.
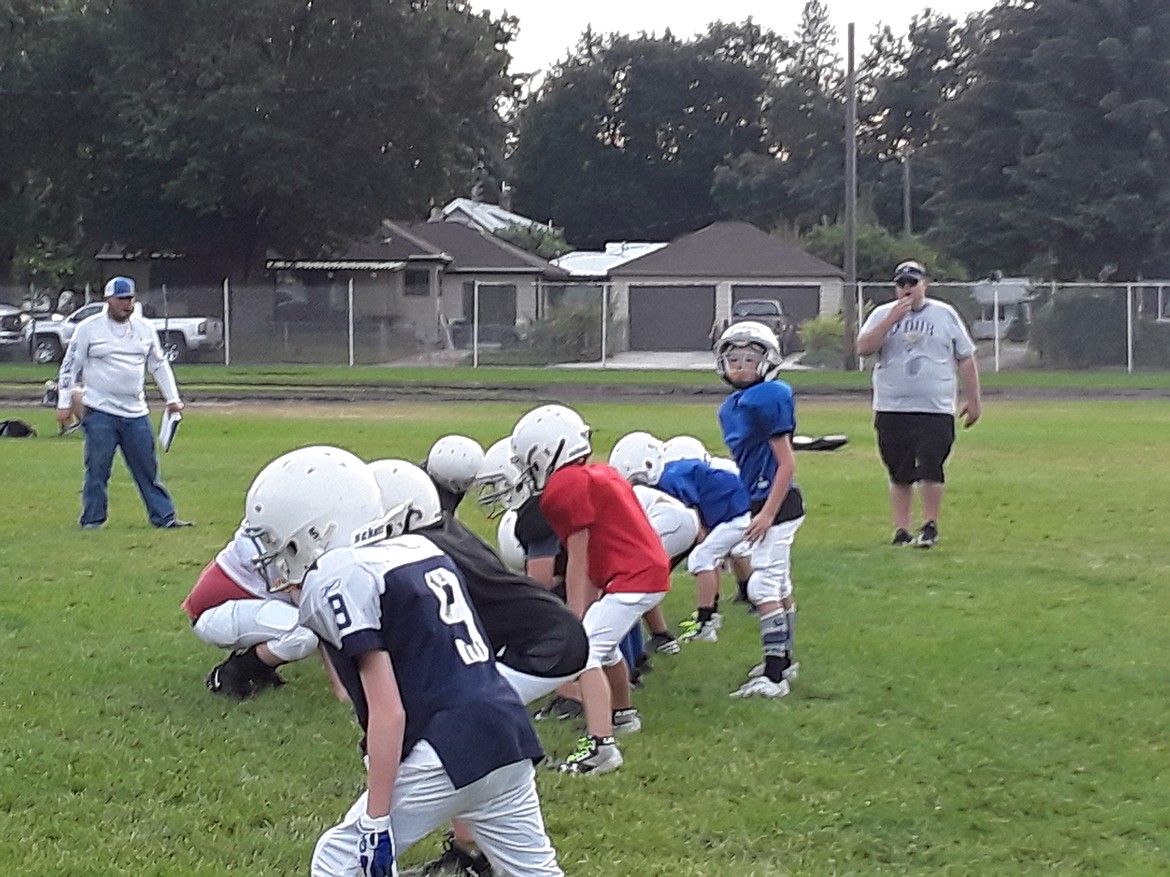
[265,260,407,271]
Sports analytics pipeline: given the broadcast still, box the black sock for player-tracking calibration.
[697,606,716,625]
[764,653,791,683]
[736,579,749,600]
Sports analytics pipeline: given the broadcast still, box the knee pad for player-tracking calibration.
[759,608,792,658]
[746,567,792,604]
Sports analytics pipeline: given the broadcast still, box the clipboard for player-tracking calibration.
[159,409,182,452]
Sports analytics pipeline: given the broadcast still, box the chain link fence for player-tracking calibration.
[5,276,1170,371]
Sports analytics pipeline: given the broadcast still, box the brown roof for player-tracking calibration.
[385,221,568,278]
[613,221,842,278]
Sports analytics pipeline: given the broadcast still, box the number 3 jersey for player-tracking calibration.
[299,533,544,789]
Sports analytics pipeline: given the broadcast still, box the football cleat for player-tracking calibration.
[916,521,939,548]
[399,835,493,876]
[532,695,582,721]
[612,708,642,735]
[648,632,680,655]
[554,736,623,775]
[729,675,791,699]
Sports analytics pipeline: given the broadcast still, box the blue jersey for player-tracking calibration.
[299,534,543,788]
[718,379,799,504]
[657,459,750,529]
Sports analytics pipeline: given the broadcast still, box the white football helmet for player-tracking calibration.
[715,320,782,384]
[244,445,384,591]
[425,435,485,495]
[662,435,711,465]
[368,459,443,534]
[473,438,530,518]
[496,509,526,572]
[608,431,665,486]
[510,404,592,492]
[709,455,741,476]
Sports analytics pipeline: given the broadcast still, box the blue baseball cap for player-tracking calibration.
[103,276,136,298]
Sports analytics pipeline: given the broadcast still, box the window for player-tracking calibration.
[404,269,430,297]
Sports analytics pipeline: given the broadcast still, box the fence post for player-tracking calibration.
[993,284,1001,373]
[856,282,866,372]
[1126,284,1134,373]
[472,280,480,369]
[600,283,609,367]
[347,277,355,367]
[222,278,231,366]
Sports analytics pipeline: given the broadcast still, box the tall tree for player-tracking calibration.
[857,12,973,236]
[61,0,519,277]
[711,0,844,232]
[510,22,783,248]
[928,0,1170,279]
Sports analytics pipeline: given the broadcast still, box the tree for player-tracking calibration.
[928,0,1170,279]
[2,0,521,280]
[857,12,973,235]
[710,1,844,232]
[510,22,782,248]
[492,222,571,260]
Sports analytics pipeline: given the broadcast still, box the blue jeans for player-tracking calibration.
[80,409,177,527]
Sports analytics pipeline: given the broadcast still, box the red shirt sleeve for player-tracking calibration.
[540,465,596,541]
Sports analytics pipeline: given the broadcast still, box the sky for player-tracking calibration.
[482,0,995,78]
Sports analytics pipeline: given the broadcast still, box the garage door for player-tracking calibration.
[628,285,715,350]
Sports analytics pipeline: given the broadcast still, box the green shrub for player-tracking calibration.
[1030,288,1126,368]
[798,312,846,368]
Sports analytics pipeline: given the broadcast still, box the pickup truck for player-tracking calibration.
[715,298,800,357]
[22,302,224,364]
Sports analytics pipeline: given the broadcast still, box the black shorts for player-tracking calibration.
[875,411,955,485]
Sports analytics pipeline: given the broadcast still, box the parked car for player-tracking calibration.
[717,299,800,357]
[22,302,224,364]
[0,303,28,358]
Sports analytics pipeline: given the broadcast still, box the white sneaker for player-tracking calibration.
[748,660,800,680]
[555,736,623,774]
[612,708,642,735]
[729,675,791,699]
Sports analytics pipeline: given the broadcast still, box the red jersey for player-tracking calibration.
[540,462,670,595]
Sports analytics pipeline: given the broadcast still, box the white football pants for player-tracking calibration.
[311,742,562,877]
[191,598,318,664]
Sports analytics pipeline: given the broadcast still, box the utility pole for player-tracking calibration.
[842,23,858,371]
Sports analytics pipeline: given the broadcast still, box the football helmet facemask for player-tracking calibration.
[510,404,592,493]
[715,320,782,385]
[244,445,384,592]
[474,439,530,518]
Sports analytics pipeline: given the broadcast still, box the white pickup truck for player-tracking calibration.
[22,302,224,364]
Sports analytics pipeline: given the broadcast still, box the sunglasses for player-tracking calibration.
[895,277,921,288]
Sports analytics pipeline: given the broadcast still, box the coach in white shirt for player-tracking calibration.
[56,276,192,530]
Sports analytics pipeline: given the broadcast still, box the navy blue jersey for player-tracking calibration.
[718,379,805,521]
[656,459,750,529]
[299,535,543,788]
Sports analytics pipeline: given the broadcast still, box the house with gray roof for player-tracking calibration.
[266,219,568,345]
[607,221,843,351]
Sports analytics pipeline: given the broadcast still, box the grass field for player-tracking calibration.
[0,396,1166,875]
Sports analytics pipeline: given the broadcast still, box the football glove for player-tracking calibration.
[357,812,397,877]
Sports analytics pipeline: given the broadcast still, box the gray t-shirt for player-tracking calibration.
[860,299,976,414]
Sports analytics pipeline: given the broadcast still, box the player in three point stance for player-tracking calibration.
[511,404,671,775]
[715,321,806,699]
[242,445,563,877]
[370,458,588,876]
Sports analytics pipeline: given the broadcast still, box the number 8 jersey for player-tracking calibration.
[299,533,544,789]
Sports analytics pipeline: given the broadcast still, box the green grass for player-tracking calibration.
[0,398,1166,875]
[4,359,1170,396]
